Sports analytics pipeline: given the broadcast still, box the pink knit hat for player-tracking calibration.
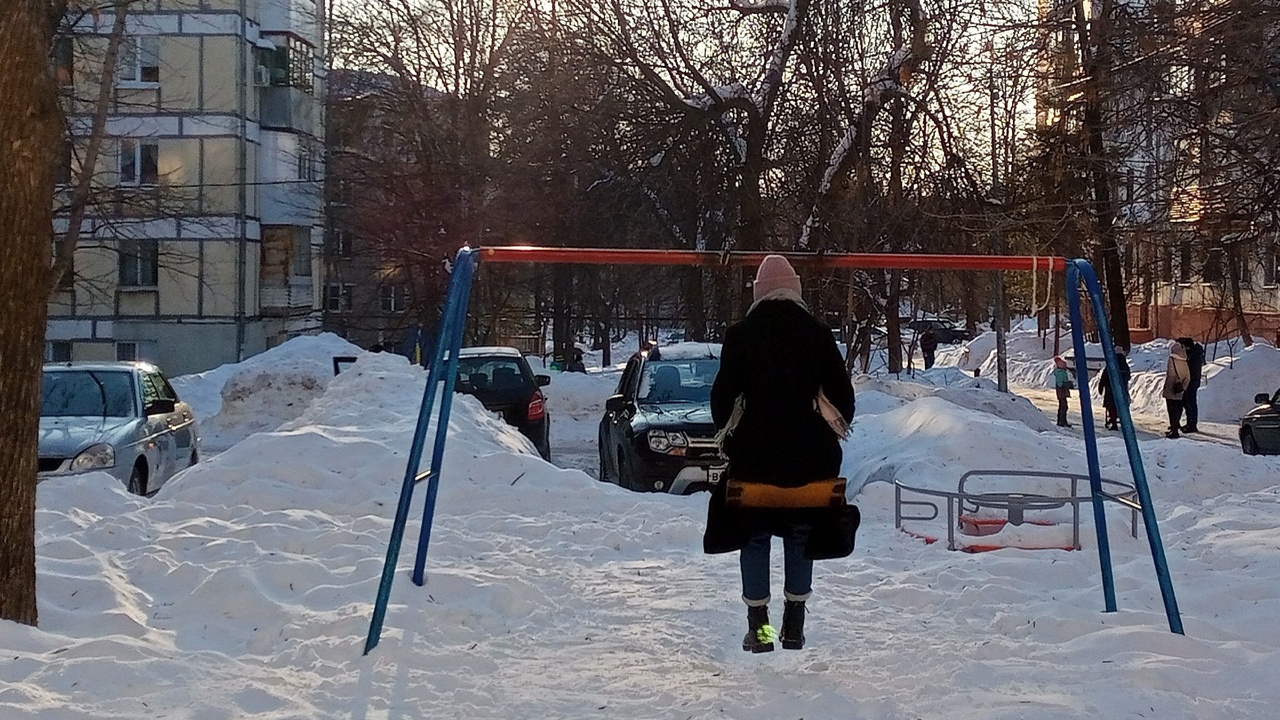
[752,254,801,302]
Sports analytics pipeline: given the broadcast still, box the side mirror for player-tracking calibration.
[535,374,551,387]
[1255,393,1273,405]
[145,399,176,416]
[605,394,630,413]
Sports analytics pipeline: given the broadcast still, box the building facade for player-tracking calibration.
[1036,0,1280,345]
[48,0,326,375]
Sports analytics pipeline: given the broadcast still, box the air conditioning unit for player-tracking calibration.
[253,65,271,87]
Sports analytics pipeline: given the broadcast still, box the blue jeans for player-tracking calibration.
[740,526,813,604]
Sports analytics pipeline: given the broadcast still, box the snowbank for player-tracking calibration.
[170,333,364,451]
[12,327,1280,719]
[1126,342,1280,424]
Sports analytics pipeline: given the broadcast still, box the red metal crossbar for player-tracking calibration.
[475,246,1067,272]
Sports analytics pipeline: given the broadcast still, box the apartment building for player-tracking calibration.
[1036,0,1280,344]
[48,0,326,375]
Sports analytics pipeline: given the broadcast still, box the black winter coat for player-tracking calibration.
[1099,356,1132,410]
[703,299,856,558]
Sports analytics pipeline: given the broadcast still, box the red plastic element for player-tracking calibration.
[957,515,1057,537]
[475,246,1068,273]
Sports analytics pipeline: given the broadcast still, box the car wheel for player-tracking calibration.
[127,460,149,496]
[1242,430,1259,456]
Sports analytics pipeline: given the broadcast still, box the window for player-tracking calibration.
[1177,241,1193,282]
[119,139,159,186]
[119,238,159,287]
[330,227,353,257]
[325,283,354,313]
[297,139,318,181]
[380,285,405,312]
[46,341,72,363]
[291,233,312,277]
[116,342,138,361]
[53,37,74,86]
[1202,247,1223,283]
[1266,243,1278,287]
[117,36,160,84]
[262,36,313,92]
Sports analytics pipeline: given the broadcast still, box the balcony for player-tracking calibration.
[261,278,315,315]
[260,85,315,134]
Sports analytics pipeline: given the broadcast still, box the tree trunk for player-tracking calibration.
[886,271,903,373]
[1228,247,1253,347]
[682,266,706,342]
[0,0,61,626]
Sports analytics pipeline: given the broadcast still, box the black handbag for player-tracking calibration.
[804,503,861,560]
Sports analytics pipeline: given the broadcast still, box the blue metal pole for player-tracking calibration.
[1072,260,1184,634]
[363,248,472,655]
[1065,262,1118,614]
[412,249,479,585]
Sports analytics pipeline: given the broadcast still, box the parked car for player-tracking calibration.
[453,346,551,460]
[598,343,726,494]
[905,318,973,344]
[38,362,201,495]
[1240,388,1280,455]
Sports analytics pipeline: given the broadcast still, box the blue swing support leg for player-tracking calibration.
[364,248,480,655]
[1065,259,1184,635]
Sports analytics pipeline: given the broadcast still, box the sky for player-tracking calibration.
[5,330,1280,719]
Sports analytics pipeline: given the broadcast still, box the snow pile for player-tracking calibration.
[170,333,364,451]
[1126,341,1280,424]
[11,328,1280,718]
[855,375,1058,435]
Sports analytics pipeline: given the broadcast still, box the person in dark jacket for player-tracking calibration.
[706,254,856,653]
[1177,337,1205,433]
[919,326,939,369]
[1098,346,1132,431]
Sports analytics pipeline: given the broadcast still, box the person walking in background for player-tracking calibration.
[1162,341,1192,439]
[919,326,939,370]
[705,254,856,654]
[1099,346,1132,431]
[1052,356,1074,428]
[1177,337,1205,433]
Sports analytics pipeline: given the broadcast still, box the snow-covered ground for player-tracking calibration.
[8,332,1280,718]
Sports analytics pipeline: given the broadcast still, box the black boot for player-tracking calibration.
[742,605,775,653]
[780,600,806,650]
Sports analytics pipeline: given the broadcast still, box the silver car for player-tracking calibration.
[39,362,201,495]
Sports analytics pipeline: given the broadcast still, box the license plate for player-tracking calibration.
[708,465,727,485]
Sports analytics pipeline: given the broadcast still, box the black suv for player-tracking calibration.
[597,344,727,494]
[905,318,972,344]
[453,347,551,460]
[1241,387,1280,455]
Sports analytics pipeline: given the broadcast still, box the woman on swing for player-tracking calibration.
[704,255,857,652]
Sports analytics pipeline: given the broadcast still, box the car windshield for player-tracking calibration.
[41,370,135,418]
[455,356,529,393]
[638,359,719,405]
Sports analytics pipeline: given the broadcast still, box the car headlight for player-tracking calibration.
[647,430,689,455]
[71,443,116,472]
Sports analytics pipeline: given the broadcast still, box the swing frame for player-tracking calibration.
[362,246,1184,655]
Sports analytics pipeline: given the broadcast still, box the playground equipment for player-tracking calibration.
[362,247,1183,655]
[895,470,1142,552]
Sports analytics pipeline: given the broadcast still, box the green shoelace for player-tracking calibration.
[755,624,777,644]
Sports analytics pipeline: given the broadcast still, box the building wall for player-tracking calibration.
[49,1,324,376]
